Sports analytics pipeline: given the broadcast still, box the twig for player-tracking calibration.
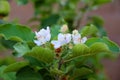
[55,58,63,80]
[64,53,92,63]
[75,5,90,30]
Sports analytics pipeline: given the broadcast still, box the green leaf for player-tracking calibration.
[93,0,112,5]
[71,67,93,79]
[50,25,61,39]
[0,0,10,16]
[103,37,120,53]
[0,24,35,42]
[65,65,74,74]
[13,43,30,57]
[81,0,93,4]
[50,68,64,75]
[0,66,16,80]
[0,57,16,66]
[24,56,46,68]
[89,42,110,54]
[16,66,43,80]
[3,57,16,65]
[26,47,54,63]
[88,16,107,37]
[89,16,104,27]
[65,44,90,61]
[80,25,98,37]
[38,68,54,80]
[0,39,16,49]
[41,14,60,28]
[85,37,120,53]
[3,61,29,73]
[72,44,90,56]
[16,0,28,5]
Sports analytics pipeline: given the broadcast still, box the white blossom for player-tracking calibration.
[34,27,51,46]
[51,40,61,49]
[72,30,87,44]
[51,33,71,49]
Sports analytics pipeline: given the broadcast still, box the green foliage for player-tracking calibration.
[0,39,17,49]
[88,16,107,37]
[0,0,119,80]
[3,61,29,73]
[82,0,111,6]
[50,25,61,39]
[71,67,93,79]
[14,0,112,30]
[16,66,42,80]
[0,0,10,16]
[41,14,60,28]
[93,0,112,5]
[50,68,64,76]
[26,47,54,63]
[85,37,120,53]
[80,25,98,37]
[64,43,90,61]
[89,42,110,54]
[24,56,46,68]
[0,57,16,66]
[72,44,90,57]
[0,66,16,80]
[16,0,28,5]
[13,43,30,57]
[0,24,35,42]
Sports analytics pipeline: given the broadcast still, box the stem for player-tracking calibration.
[55,58,63,80]
[64,53,92,63]
[58,58,63,70]
[75,5,90,30]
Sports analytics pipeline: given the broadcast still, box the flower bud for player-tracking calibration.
[60,24,68,33]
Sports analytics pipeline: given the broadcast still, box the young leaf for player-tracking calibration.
[89,42,110,54]
[50,68,64,75]
[50,25,60,39]
[0,24,35,42]
[65,44,90,61]
[0,66,16,80]
[103,37,120,53]
[80,25,98,37]
[3,61,29,73]
[85,37,120,53]
[72,44,90,56]
[13,43,30,57]
[88,16,107,37]
[25,47,54,63]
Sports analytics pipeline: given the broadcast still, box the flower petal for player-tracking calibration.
[51,40,62,49]
[34,26,51,46]
[81,37,87,43]
[65,33,71,43]
[34,40,42,46]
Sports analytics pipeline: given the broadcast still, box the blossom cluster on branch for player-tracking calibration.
[34,25,87,49]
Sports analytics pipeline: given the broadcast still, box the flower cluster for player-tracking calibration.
[34,27,51,46]
[34,25,87,49]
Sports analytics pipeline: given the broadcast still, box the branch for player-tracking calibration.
[74,5,90,30]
